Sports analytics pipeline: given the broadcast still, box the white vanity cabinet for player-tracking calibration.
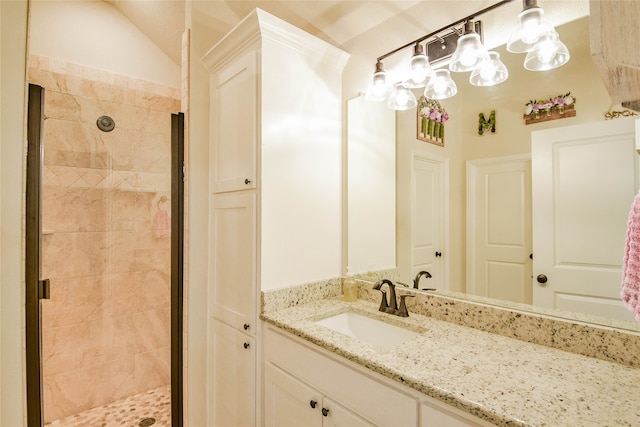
[264,326,418,427]
[210,319,256,426]
[265,363,375,427]
[202,8,348,427]
[210,192,257,331]
[210,50,257,194]
[264,325,495,427]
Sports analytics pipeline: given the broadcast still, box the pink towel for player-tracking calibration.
[154,208,171,238]
[622,191,640,321]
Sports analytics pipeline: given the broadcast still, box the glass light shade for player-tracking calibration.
[449,32,489,73]
[469,52,509,86]
[403,44,433,88]
[524,32,570,71]
[507,7,555,53]
[387,84,418,111]
[364,62,391,101]
[424,69,457,100]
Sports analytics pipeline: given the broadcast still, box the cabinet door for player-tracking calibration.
[211,319,256,427]
[211,192,257,331]
[264,363,321,427]
[211,50,257,193]
[322,397,376,427]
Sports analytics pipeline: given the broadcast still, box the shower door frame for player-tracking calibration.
[24,85,185,427]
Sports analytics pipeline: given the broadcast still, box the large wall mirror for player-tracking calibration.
[347,13,640,332]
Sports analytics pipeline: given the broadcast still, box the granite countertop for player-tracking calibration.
[261,297,640,427]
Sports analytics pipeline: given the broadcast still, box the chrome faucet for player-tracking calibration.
[373,279,414,317]
[413,270,433,289]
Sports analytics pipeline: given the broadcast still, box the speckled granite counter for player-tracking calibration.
[261,297,640,427]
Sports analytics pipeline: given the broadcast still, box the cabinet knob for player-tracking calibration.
[322,408,330,417]
[243,342,250,349]
[435,251,442,257]
[243,323,250,330]
[244,178,251,185]
[309,400,317,409]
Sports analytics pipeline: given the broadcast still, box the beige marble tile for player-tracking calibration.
[102,273,143,318]
[43,91,83,122]
[134,347,171,394]
[137,270,171,312]
[43,355,136,422]
[41,275,108,327]
[43,119,107,158]
[43,187,109,232]
[42,321,93,376]
[131,308,171,354]
[132,132,171,173]
[135,91,181,112]
[42,232,109,279]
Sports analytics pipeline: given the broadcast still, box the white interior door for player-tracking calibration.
[467,156,532,304]
[532,118,639,321]
[411,154,448,290]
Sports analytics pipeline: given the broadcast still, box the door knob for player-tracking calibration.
[536,274,548,285]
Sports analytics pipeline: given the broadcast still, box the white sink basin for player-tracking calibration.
[314,311,421,350]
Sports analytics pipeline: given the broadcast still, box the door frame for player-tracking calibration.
[24,88,186,425]
[171,112,185,427]
[25,83,45,427]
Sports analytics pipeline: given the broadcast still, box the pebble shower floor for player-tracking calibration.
[44,386,170,427]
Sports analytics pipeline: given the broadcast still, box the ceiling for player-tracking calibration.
[105,0,590,66]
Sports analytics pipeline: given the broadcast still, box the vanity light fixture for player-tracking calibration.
[469,51,509,86]
[403,43,433,88]
[424,69,457,100]
[523,31,570,71]
[506,0,556,53]
[364,0,569,109]
[388,83,418,110]
[449,21,489,73]
[364,60,391,101]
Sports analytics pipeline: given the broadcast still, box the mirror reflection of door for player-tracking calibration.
[532,118,639,321]
[408,154,448,290]
[467,156,532,304]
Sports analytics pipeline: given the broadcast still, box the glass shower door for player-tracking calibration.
[27,56,179,426]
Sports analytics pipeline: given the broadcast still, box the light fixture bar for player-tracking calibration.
[376,0,514,62]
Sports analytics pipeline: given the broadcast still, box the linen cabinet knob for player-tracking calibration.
[309,400,317,409]
[322,408,330,417]
[243,342,250,349]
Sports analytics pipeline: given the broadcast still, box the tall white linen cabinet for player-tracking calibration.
[201,8,349,427]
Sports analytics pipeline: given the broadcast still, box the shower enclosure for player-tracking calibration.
[26,52,183,427]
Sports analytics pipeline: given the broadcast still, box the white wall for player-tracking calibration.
[1,1,29,425]
[29,0,180,88]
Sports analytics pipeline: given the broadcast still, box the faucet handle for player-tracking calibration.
[377,290,389,312]
[397,294,415,317]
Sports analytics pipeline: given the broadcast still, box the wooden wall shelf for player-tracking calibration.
[524,103,576,125]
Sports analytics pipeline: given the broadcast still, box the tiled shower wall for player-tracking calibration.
[28,55,180,422]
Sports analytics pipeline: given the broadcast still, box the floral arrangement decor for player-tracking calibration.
[478,110,496,135]
[417,96,449,146]
[524,92,576,124]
